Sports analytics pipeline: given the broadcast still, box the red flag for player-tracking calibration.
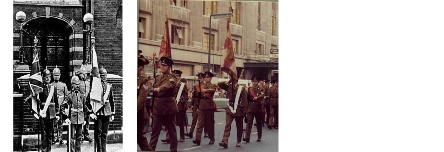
[221,18,238,81]
[159,16,172,59]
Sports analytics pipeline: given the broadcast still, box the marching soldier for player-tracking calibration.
[193,71,216,145]
[268,80,279,129]
[63,76,90,152]
[137,57,151,150]
[218,78,247,148]
[91,67,116,152]
[77,66,94,143]
[244,76,265,143]
[39,69,59,152]
[262,79,271,126]
[185,73,204,139]
[148,57,178,152]
[51,67,69,145]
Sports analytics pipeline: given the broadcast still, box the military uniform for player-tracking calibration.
[175,76,189,141]
[77,67,94,142]
[262,80,270,125]
[51,68,69,144]
[244,76,265,142]
[185,73,204,139]
[218,81,247,148]
[137,58,151,150]
[268,80,279,128]
[64,76,90,152]
[193,72,216,145]
[39,69,59,152]
[148,57,178,152]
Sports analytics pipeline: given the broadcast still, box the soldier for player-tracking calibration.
[185,73,204,139]
[91,67,116,152]
[148,57,178,152]
[63,76,90,152]
[77,66,94,143]
[137,57,151,150]
[218,78,247,148]
[51,67,69,145]
[244,76,265,143]
[193,71,216,145]
[39,69,59,152]
[262,79,271,126]
[268,80,279,129]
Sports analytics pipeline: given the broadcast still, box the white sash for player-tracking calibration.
[103,84,112,103]
[227,86,243,114]
[41,85,54,118]
[176,83,185,104]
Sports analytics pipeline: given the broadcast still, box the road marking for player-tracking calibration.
[252,132,258,134]
[182,146,201,151]
[216,122,223,125]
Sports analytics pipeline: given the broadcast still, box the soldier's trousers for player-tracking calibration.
[222,113,243,143]
[137,110,150,151]
[94,115,110,152]
[177,110,186,139]
[269,106,278,127]
[82,114,91,139]
[71,124,83,152]
[39,117,54,152]
[189,108,198,133]
[246,112,263,139]
[195,109,215,141]
[149,113,178,151]
[264,104,270,124]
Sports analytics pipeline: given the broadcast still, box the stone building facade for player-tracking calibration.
[138,0,279,80]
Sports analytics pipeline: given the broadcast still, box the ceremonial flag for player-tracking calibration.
[89,47,104,113]
[26,50,43,119]
[159,16,172,59]
[221,17,238,81]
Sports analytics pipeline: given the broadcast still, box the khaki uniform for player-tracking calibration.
[79,80,92,140]
[51,81,69,142]
[268,86,279,127]
[94,81,115,152]
[137,72,150,151]
[245,85,265,140]
[64,90,89,152]
[39,83,59,152]
[262,84,270,124]
[195,82,216,141]
[149,73,178,151]
[164,80,189,140]
[218,81,247,143]
[189,84,201,134]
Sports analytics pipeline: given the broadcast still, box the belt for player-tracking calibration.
[70,108,83,112]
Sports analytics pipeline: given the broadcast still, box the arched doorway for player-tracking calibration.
[21,17,73,87]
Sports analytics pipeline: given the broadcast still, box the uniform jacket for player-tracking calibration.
[191,84,202,110]
[175,81,189,111]
[261,84,270,105]
[137,72,150,119]
[39,83,59,119]
[246,85,265,113]
[198,82,216,110]
[98,81,115,116]
[218,81,247,117]
[151,73,178,115]
[269,86,279,106]
[64,90,90,124]
[52,81,69,115]
[79,79,91,98]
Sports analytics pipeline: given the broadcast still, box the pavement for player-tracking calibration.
[138,109,279,152]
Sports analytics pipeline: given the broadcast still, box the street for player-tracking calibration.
[138,109,279,152]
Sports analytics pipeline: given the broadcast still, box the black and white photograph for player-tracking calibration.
[12,0,123,151]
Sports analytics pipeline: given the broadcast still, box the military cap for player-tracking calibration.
[52,67,61,75]
[71,76,80,85]
[173,70,182,76]
[42,69,52,77]
[203,71,214,78]
[138,57,150,67]
[180,78,187,83]
[196,72,204,78]
[99,67,107,75]
[251,76,259,81]
[160,57,173,66]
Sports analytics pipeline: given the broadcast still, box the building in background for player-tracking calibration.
[138,0,278,80]
[12,0,122,151]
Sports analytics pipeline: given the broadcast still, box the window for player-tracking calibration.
[256,43,264,55]
[230,2,240,25]
[272,3,277,36]
[170,0,176,5]
[171,25,184,45]
[257,2,261,30]
[232,39,239,55]
[203,33,215,51]
[139,18,146,39]
[203,1,217,15]
[172,0,187,8]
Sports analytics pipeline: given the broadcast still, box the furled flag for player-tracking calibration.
[89,45,104,113]
[158,15,172,61]
[221,17,238,81]
[26,42,43,119]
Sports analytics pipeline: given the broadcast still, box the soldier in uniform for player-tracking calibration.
[91,67,116,152]
[193,71,216,145]
[244,76,265,143]
[148,57,178,152]
[268,80,279,129]
[218,78,247,148]
[39,69,59,152]
[51,67,69,145]
[137,57,151,150]
[185,73,204,139]
[77,66,94,143]
[262,79,270,126]
[63,76,91,152]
